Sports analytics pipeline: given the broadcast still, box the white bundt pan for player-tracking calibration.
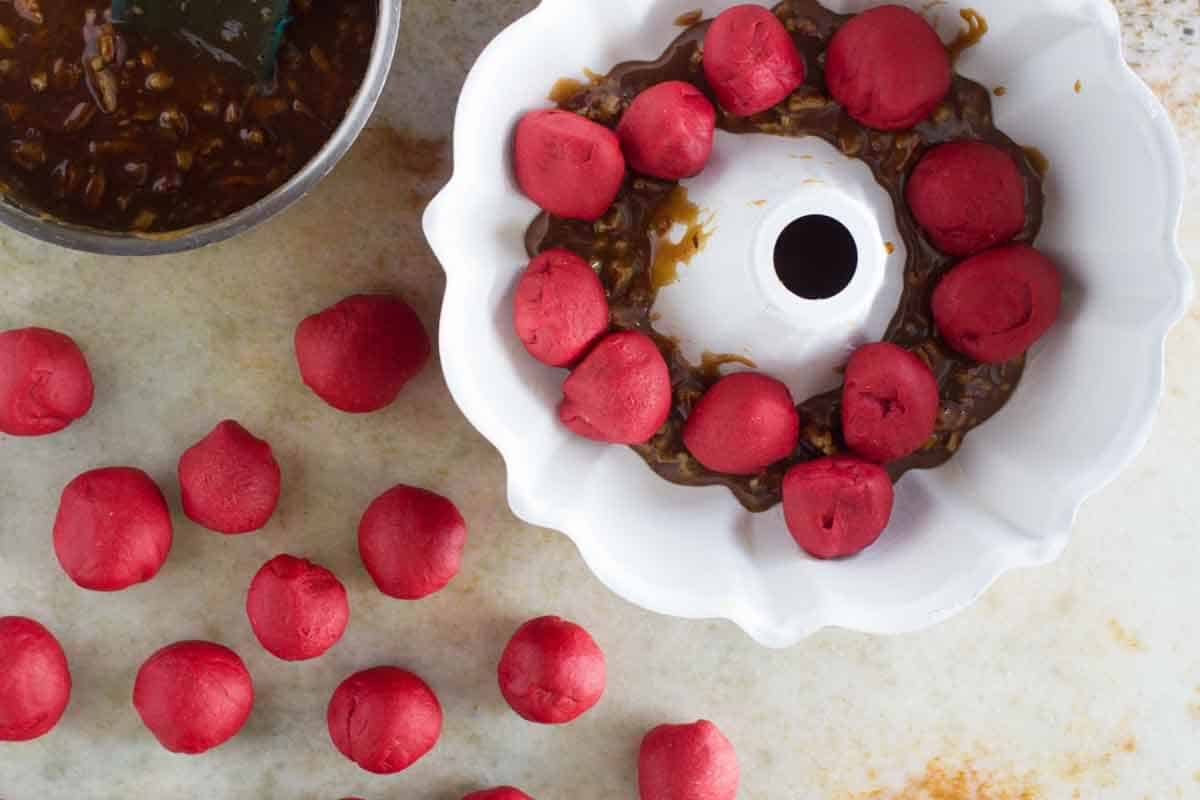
[424,0,1192,647]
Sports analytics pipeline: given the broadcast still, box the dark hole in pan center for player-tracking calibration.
[773,214,858,300]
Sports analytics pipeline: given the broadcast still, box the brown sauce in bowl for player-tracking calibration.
[0,0,375,232]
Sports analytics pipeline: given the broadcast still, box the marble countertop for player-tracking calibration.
[2,2,1198,799]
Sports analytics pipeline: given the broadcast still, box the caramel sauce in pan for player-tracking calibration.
[698,352,758,381]
[946,8,989,65]
[549,78,587,104]
[649,185,714,290]
[527,0,1043,511]
[1023,146,1050,179]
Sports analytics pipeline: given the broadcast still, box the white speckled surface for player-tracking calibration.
[1,2,1198,799]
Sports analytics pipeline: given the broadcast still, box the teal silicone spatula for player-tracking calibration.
[111,0,291,81]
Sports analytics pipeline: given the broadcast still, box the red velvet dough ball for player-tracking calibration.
[295,294,431,414]
[841,343,939,464]
[132,640,254,754]
[682,372,799,475]
[0,327,94,437]
[513,248,610,367]
[638,720,739,800]
[617,81,717,180]
[932,243,1062,363]
[498,616,605,725]
[825,5,950,130]
[558,331,671,445]
[782,456,895,559]
[53,467,173,591]
[178,419,281,534]
[703,4,805,117]
[358,485,467,600]
[906,140,1026,257]
[0,616,72,742]
[246,554,349,661]
[327,666,442,774]
[514,109,626,221]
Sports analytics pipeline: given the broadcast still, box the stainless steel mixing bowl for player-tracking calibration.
[0,0,401,256]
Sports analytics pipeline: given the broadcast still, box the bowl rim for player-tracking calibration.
[0,0,402,256]
[425,0,1194,647]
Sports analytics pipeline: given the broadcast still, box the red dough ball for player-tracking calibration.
[358,485,467,600]
[0,617,71,742]
[703,5,805,117]
[782,457,895,559]
[906,141,1026,257]
[515,110,626,221]
[933,244,1062,363]
[0,327,94,437]
[246,555,349,661]
[178,420,281,535]
[53,467,173,592]
[826,5,950,131]
[295,294,431,414]
[683,372,799,475]
[841,343,939,464]
[498,616,605,725]
[638,720,739,800]
[617,81,717,180]
[327,667,442,774]
[133,641,254,754]
[559,331,671,445]
[513,249,610,367]
[464,789,533,800]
